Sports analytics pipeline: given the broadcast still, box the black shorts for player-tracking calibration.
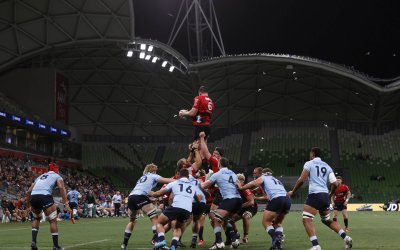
[204,204,211,215]
[162,206,191,224]
[266,196,291,214]
[238,205,258,218]
[219,198,243,214]
[128,195,152,211]
[212,190,222,206]
[194,126,211,140]
[69,202,78,209]
[192,202,206,216]
[334,202,347,211]
[30,195,54,211]
[305,193,330,211]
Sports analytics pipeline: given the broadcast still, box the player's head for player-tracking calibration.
[48,163,59,173]
[213,147,224,160]
[143,163,158,175]
[178,168,189,179]
[70,185,76,190]
[177,158,190,170]
[310,147,322,160]
[262,168,273,176]
[219,157,230,169]
[253,167,263,178]
[198,86,208,95]
[336,176,343,185]
[237,173,245,183]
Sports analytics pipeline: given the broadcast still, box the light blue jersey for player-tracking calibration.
[304,157,334,194]
[130,173,161,196]
[31,171,62,195]
[165,178,200,212]
[67,190,81,203]
[209,168,241,199]
[261,175,287,200]
[189,175,206,203]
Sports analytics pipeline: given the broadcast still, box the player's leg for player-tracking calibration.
[43,203,62,250]
[262,210,278,247]
[333,208,339,222]
[191,214,201,248]
[302,204,320,250]
[319,209,352,249]
[342,209,349,231]
[142,202,159,245]
[120,209,137,249]
[198,212,206,246]
[241,211,253,243]
[210,208,230,248]
[30,207,42,250]
[154,213,170,249]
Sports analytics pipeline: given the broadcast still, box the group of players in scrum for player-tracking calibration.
[25,86,353,250]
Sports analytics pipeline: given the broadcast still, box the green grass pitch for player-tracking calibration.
[1,212,400,249]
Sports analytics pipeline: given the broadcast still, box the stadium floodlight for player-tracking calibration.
[169,66,175,72]
[148,45,154,52]
[139,52,145,59]
[140,44,146,50]
[145,55,151,60]
[127,50,133,57]
[152,57,158,63]
[162,61,168,67]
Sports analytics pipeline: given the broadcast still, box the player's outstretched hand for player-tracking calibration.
[148,191,155,197]
[179,109,187,118]
[199,131,206,138]
[287,191,294,197]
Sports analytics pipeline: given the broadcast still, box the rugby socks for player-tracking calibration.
[275,226,283,238]
[158,232,165,242]
[310,235,319,246]
[199,226,204,240]
[51,233,59,248]
[32,228,39,243]
[214,226,223,243]
[226,223,237,241]
[123,229,132,245]
[171,236,179,248]
[152,225,157,235]
[266,225,275,239]
[344,218,349,227]
[338,229,347,239]
[192,233,198,243]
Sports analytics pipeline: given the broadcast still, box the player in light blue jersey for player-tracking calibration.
[202,157,242,250]
[150,168,203,250]
[67,185,81,222]
[26,165,71,250]
[287,147,352,250]
[121,163,174,250]
[238,168,291,250]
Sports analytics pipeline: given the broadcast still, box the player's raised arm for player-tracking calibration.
[158,177,176,185]
[199,132,212,159]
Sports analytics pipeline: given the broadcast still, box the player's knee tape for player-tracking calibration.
[321,214,330,222]
[130,213,137,222]
[242,211,253,219]
[32,212,42,221]
[47,211,57,220]
[302,211,315,220]
[147,209,158,219]
[211,211,224,222]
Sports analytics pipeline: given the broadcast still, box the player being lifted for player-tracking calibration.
[149,168,204,250]
[179,86,214,141]
[120,164,175,250]
[26,165,71,250]
[238,168,291,250]
[287,147,353,250]
[331,176,351,232]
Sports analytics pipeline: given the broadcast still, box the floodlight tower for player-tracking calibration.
[168,0,226,62]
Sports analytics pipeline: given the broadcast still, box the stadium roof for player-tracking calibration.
[0,0,399,138]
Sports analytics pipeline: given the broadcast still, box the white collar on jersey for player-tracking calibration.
[180,177,190,181]
[313,157,322,161]
[219,167,228,171]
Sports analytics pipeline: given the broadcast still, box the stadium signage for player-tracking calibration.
[0,109,70,138]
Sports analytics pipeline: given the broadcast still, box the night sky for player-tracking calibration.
[134,0,400,78]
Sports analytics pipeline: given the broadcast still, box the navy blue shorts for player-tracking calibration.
[238,205,258,217]
[192,202,206,216]
[128,195,152,211]
[218,198,242,214]
[266,196,291,214]
[212,190,222,206]
[305,193,330,211]
[69,202,78,209]
[163,206,191,224]
[30,195,54,211]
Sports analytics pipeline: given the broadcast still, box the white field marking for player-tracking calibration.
[65,239,110,249]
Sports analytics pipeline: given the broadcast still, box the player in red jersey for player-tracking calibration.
[331,176,351,232]
[179,86,214,140]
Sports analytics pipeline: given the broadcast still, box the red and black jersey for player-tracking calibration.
[208,155,219,173]
[192,95,214,126]
[239,189,253,202]
[334,184,350,203]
